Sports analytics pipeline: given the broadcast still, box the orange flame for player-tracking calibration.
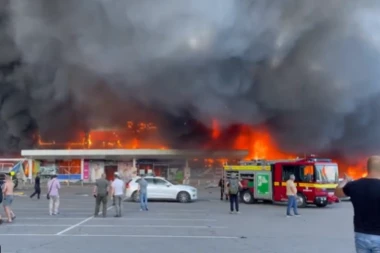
[211,119,221,140]
[38,122,168,150]
[340,160,368,179]
[233,125,295,160]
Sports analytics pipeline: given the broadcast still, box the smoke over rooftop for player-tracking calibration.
[0,0,380,158]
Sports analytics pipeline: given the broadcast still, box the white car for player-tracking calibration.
[125,176,198,203]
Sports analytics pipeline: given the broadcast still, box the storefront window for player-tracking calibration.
[57,160,81,175]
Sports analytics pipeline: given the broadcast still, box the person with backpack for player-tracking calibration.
[227,173,243,214]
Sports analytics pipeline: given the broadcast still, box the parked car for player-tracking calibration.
[125,176,198,203]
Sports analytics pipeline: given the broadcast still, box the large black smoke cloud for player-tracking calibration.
[1,0,380,157]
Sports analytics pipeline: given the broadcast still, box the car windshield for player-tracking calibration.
[315,164,339,183]
[168,180,178,185]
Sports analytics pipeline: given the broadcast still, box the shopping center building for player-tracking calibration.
[19,149,248,185]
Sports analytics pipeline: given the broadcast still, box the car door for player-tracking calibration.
[153,178,176,199]
[143,178,157,199]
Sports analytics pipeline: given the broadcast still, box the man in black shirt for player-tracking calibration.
[335,156,380,252]
[30,173,41,199]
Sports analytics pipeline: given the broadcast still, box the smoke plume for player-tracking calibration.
[0,0,380,157]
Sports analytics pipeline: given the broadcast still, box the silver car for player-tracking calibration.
[125,176,198,203]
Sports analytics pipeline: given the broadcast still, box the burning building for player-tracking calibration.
[1,0,380,181]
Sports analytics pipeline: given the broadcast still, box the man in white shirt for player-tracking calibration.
[111,173,125,217]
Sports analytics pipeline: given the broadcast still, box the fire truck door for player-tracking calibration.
[253,171,273,200]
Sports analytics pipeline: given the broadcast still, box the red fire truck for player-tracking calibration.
[223,156,340,208]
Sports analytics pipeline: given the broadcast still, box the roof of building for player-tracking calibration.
[21,149,249,160]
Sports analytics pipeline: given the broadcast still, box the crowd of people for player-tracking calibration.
[92,172,148,217]
[2,156,380,252]
[27,171,148,218]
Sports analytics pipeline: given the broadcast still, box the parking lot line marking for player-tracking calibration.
[11,218,87,220]
[11,211,210,216]
[0,234,239,239]
[10,209,93,211]
[139,209,207,212]
[12,211,93,215]
[13,217,217,221]
[87,218,218,221]
[55,206,113,235]
[10,208,209,212]
[82,225,227,228]
[7,224,227,228]
[55,216,94,235]
[153,213,209,216]
[66,234,240,239]
[9,224,81,227]
[0,234,55,236]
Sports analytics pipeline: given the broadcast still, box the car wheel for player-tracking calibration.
[296,193,307,208]
[132,191,139,202]
[177,191,190,203]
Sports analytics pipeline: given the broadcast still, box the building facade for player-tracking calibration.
[20,149,248,185]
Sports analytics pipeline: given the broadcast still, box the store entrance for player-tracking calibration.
[153,164,169,177]
[105,165,118,181]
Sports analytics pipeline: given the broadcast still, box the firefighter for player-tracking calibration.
[9,171,15,180]
[218,177,228,201]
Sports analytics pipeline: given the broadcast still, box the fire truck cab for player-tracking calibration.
[223,156,340,208]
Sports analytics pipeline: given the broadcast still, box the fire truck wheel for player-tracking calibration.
[132,191,140,202]
[177,191,190,203]
[296,193,307,208]
[242,190,254,204]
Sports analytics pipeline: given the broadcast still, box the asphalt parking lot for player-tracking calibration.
[0,186,356,253]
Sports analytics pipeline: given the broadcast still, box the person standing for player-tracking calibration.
[111,172,120,206]
[335,156,380,252]
[286,174,300,217]
[47,174,61,215]
[30,173,41,199]
[227,173,242,214]
[138,175,148,211]
[218,177,228,201]
[93,173,109,217]
[111,173,125,217]
[3,174,16,223]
